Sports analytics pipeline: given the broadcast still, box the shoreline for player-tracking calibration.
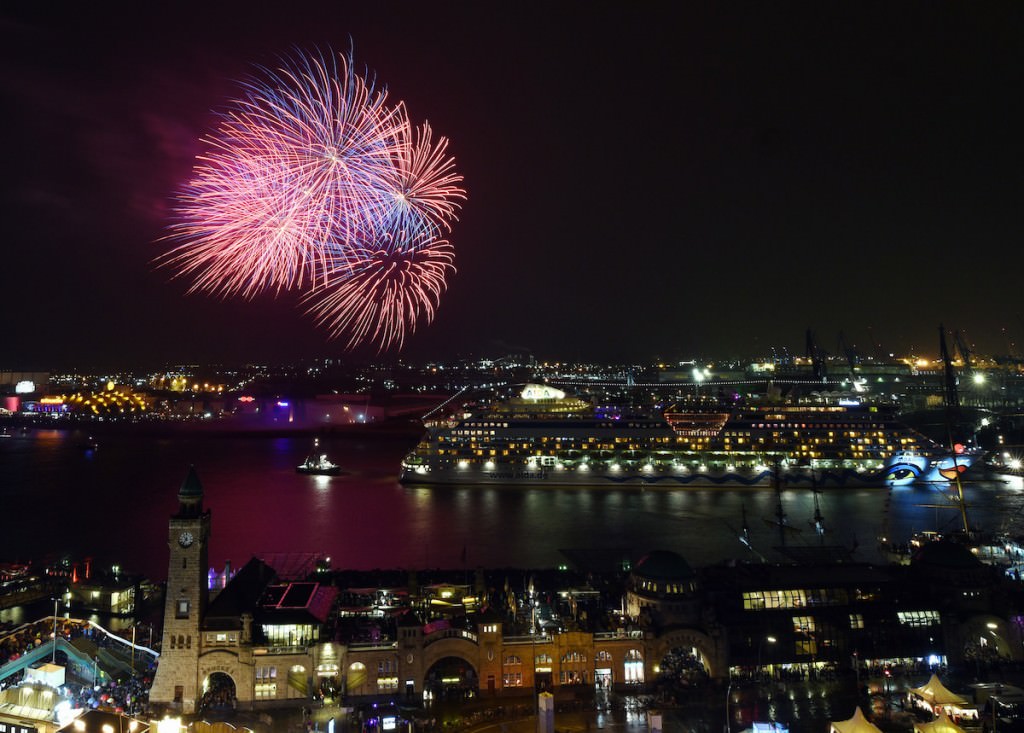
[0,414,425,441]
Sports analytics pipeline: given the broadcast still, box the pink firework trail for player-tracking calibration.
[160,47,463,351]
[302,121,465,349]
[307,241,456,350]
[375,122,466,238]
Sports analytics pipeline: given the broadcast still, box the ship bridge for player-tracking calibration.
[663,408,730,436]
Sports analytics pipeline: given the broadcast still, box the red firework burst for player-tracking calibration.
[161,50,408,297]
[159,47,465,350]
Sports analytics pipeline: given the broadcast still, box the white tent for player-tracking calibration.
[914,710,967,733]
[830,707,883,733]
[908,674,975,719]
[909,675,969,707]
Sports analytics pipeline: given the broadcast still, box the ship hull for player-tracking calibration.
[400,463,885,488]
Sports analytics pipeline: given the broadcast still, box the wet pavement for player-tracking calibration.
[225,668,1015,733]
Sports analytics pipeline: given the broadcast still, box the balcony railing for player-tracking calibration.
[502,634,552,645]
[594,630,645,640]
[346,641,399,651]
[253,645,308,656]
[423,629,477,646]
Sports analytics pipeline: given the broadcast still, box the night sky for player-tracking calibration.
[3,3,1024,368]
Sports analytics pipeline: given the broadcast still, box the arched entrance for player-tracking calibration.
[652,628,722,681]
[423,656,477,703]
[199,671,236,712]
[658,645,710,690]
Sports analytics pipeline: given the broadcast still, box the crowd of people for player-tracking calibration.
[0,616,155,715]
[0,617,92,670]
[65,668,154,716]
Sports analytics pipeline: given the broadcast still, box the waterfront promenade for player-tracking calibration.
[286,672,956,733]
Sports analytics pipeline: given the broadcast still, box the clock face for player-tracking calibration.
[178,531,195,548]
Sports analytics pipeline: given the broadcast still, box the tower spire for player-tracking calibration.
[177,464,204,517]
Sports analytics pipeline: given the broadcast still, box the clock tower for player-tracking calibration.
[149,465,212,713]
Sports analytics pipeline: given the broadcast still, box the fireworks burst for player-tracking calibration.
[160,47,464,349]
[308,241,456,350]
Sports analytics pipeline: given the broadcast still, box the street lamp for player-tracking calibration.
[51,596,60,663]
[757,636,777,679]
[724,680,732,733]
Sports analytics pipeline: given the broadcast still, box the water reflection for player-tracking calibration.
[1,430,1023,583]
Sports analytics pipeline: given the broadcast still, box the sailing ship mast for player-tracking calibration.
[811,490,826,543]
[939,324,971,535]
[773,457,788,546]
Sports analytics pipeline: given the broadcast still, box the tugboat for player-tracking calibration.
[296,438,343,476]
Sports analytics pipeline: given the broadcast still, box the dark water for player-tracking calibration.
[2,428,1024,582]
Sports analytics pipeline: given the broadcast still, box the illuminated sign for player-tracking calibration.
[15,381,35,394]
[838,399,861,406]
[40,397,65,405]
[238,396,255,403]
[277,400,290,408]
[382,717,396,731]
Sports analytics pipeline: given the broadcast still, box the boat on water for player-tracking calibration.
[880,326,1016,567]
[400,383,966,488]
[296,438,344,476]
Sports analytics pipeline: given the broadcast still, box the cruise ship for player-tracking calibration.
[400,384,963,488]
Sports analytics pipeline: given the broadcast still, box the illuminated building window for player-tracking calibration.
[792,616,817,633]
[254,683,277,699]
[624,649,644,684]
[560,670,586,685]
[897,610,940,627]
[850,614,864,629]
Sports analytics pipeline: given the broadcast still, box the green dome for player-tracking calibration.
[913,539,982,569]
[633,550,694,581]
